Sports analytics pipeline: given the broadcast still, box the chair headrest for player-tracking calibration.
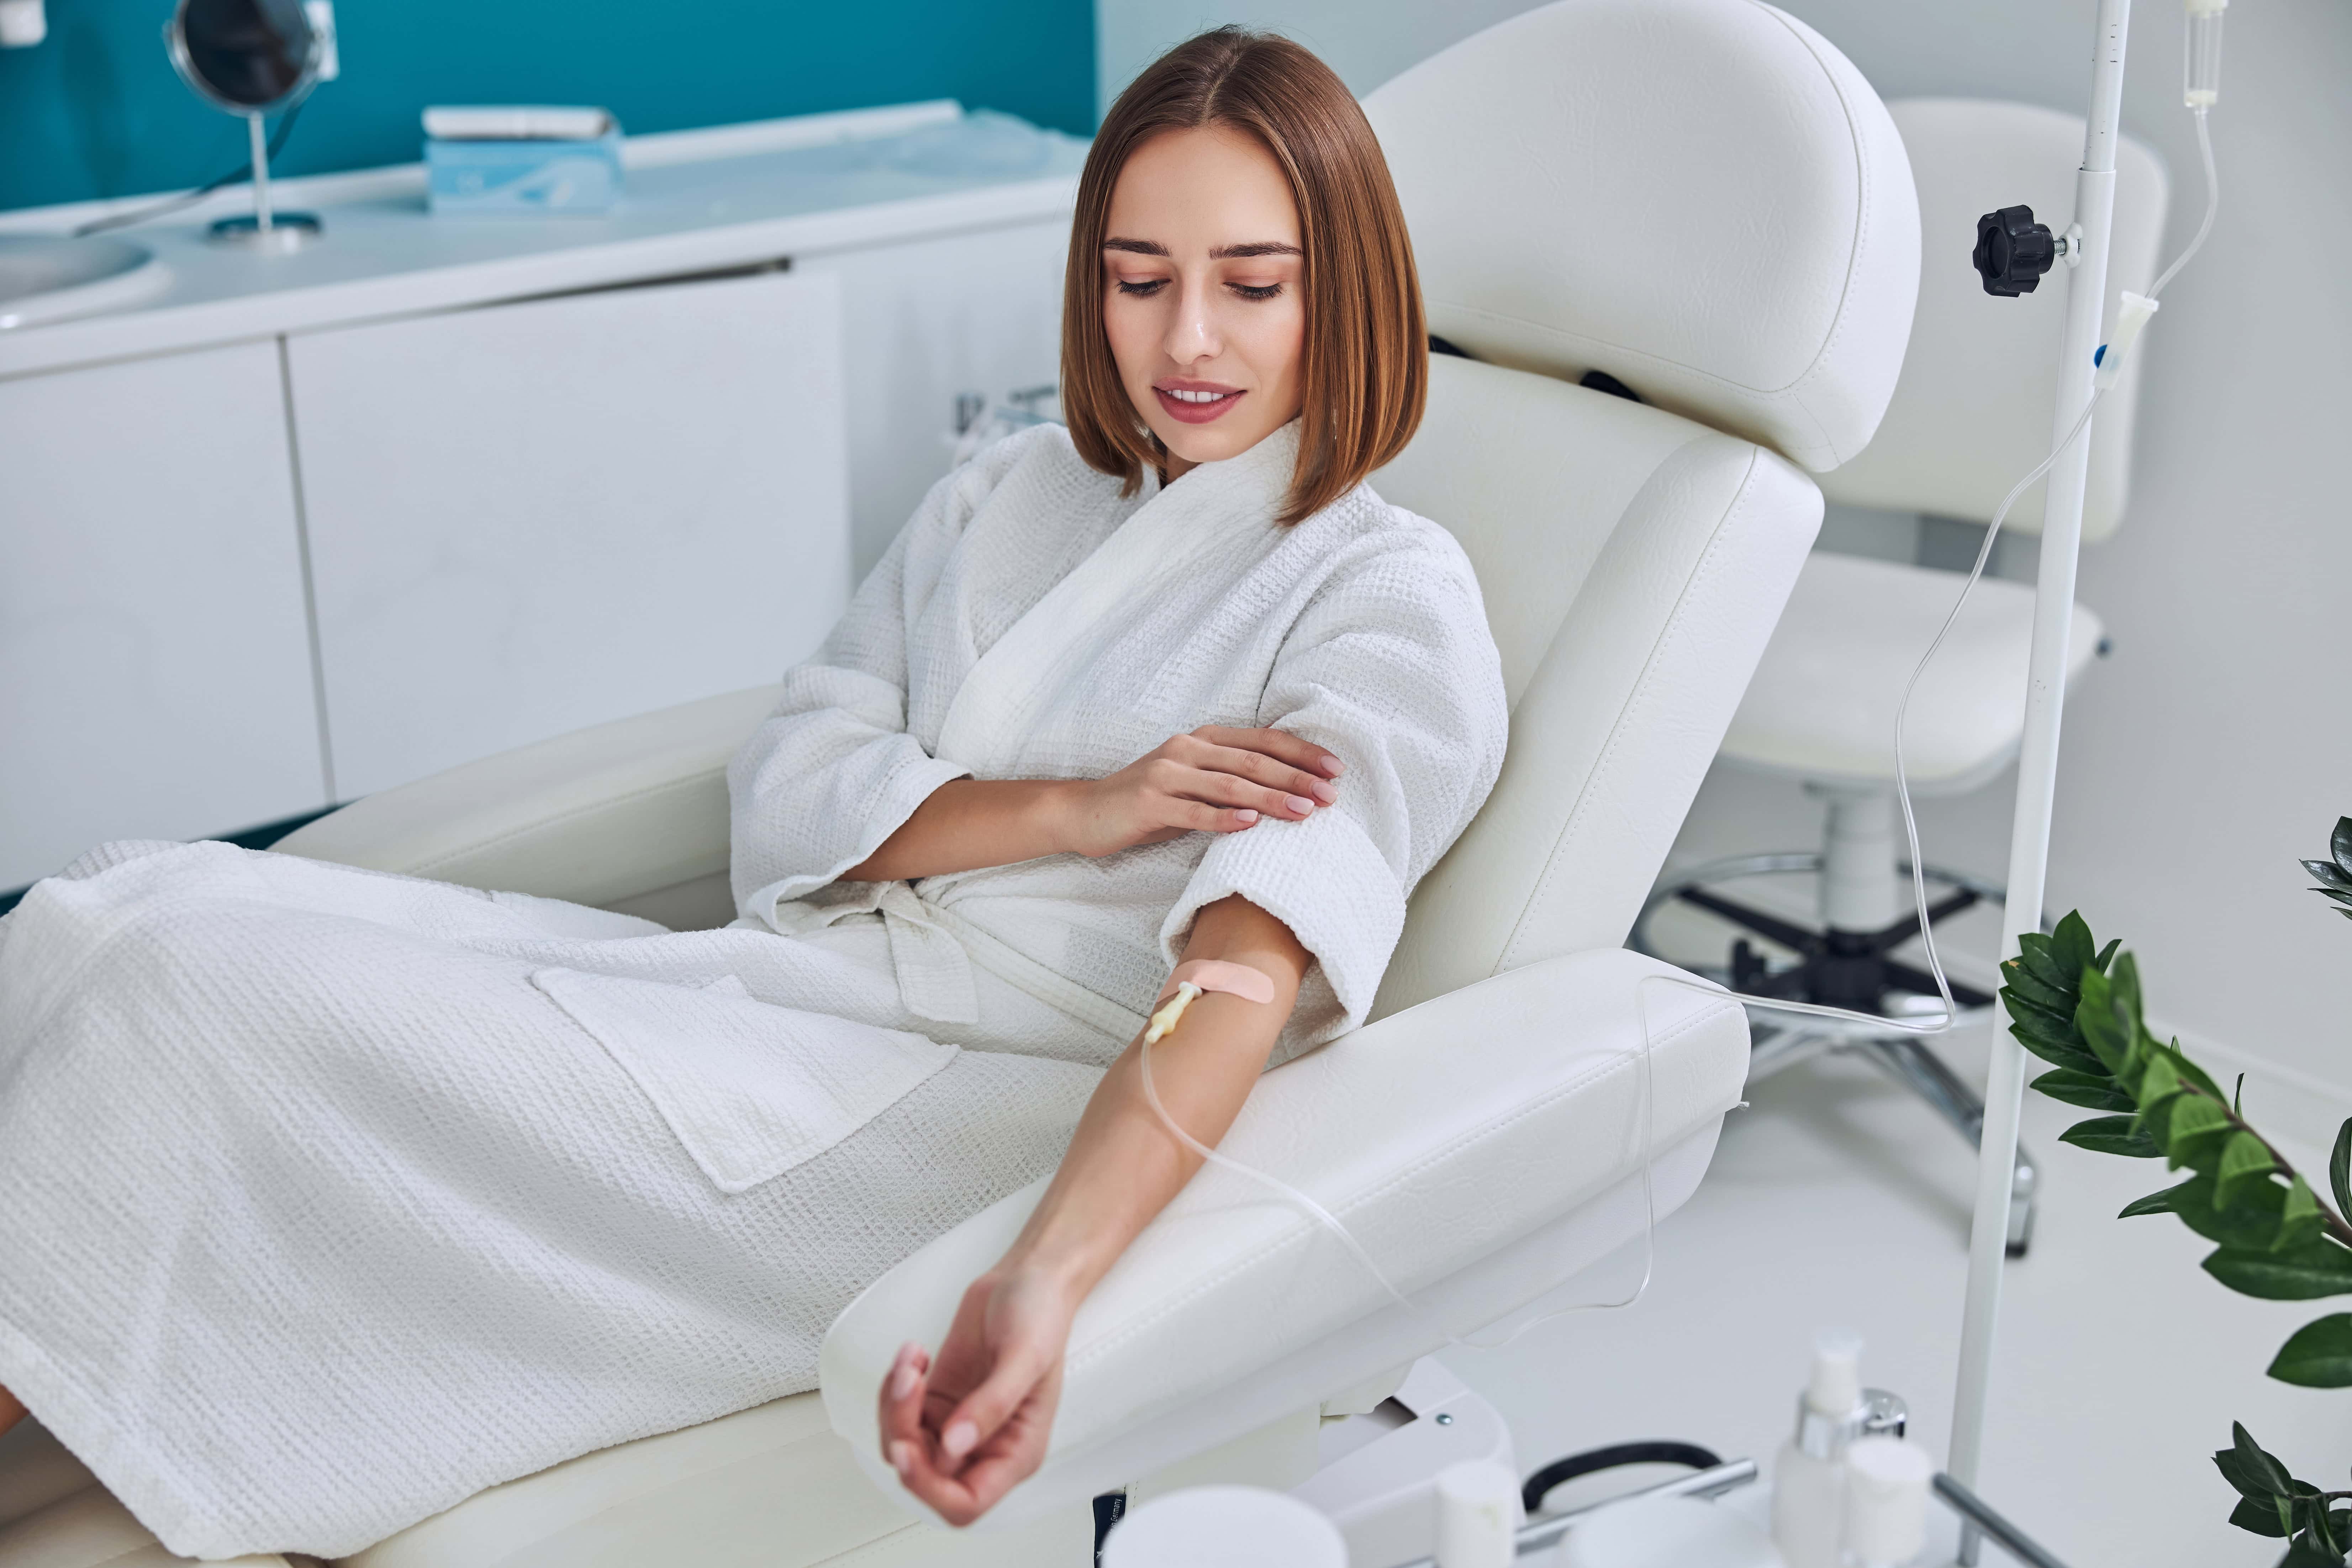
[1364,0,1918,473]
[1815,99,2170,542]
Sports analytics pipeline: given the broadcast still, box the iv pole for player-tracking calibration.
[1947,1,2131,1559]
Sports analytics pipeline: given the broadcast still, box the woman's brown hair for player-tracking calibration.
[1061,28,1426,524]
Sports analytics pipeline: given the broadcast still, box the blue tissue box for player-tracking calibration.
[426,128,622,214]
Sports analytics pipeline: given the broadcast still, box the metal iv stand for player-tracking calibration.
[1946,0,2133,1560]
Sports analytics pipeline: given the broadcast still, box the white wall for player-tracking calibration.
[1099,0,2352,1134]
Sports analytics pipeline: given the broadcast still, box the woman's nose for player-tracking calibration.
[1163,279,1220,365]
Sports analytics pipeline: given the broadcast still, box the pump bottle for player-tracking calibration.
[1770,1329,1869,1568]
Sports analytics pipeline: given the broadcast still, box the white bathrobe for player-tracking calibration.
[0,421,1506,1559]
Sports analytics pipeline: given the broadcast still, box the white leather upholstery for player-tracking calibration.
[1720,552,2104,792]
[339,1394,1092,1568]
[1818,99,2169,542]
[1371,359,1823,1014]
[1365,0,1919,472]
[824,951,1744,1528]
[0,1485,288,1568]
[275,685,766,931]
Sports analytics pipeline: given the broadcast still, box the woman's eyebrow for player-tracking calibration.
[1100,238,1303,259]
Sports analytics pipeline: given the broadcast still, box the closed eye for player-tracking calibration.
[1227,282,1283,301]
[1115,278,1170,297]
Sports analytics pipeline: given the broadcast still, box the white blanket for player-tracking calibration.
[0,421,1505,1558]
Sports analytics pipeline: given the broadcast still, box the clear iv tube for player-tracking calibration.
[1135,97,2221,1351]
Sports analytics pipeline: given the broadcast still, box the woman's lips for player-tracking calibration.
[1154,384,1245,425]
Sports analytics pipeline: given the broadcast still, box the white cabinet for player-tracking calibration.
[285,267,850,798]
[0,342,326,888]
[801,220,1068,574]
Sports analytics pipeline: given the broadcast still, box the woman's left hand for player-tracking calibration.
[877,1262,1077,1526]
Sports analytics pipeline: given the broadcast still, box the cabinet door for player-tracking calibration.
[0,342,325,890]
[286,268,849,798]
[800,220,1067,576]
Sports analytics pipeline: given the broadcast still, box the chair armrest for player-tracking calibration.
[272,686,778,911]
[820,947,1747,1529]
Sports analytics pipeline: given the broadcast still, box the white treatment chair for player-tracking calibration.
[0,3,1916,1564]
[1628,99,2168,1257]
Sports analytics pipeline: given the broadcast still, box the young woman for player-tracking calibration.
[0,27,1506,1553]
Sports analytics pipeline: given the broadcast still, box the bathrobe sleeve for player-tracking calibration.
[728,430,1052,929]
[1159,517,1509,1053]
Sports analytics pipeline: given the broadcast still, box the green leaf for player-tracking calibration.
[2075,968,2131,1075]
[2169,1094,2234,1169]
[2003,963,2079,1021]
[2219,1422,2295,1498]
[2268,1314,2352,1388]
[2204,1240,2352,1300]
[2092,937,2121,973]
[2330,1116,2351,1229]
[2227,1495,2291,1537]
[2302,857,2352,892]
[2217,1131,2280,1207]
[2109,948,2145,1020]
[2155,1041,2230,1104]
[2049,910,2097,981]
[2277,1536,2345,1568]
[2121,1181,2193,1219]
[2277,1175,2326,1252]
[2016,929,2075,994]
[2108,953,2150,1079]
[2060,1114,2163,1158]
[2141,1053,2183,1104]
[2008,1012,2106,1076]
[2031,1067,2138,1112]
[2291,1495,2348,1561]
[2171,1173,2287,1249]
[2303,1496,2345,1559]
[2333,817,2352,879]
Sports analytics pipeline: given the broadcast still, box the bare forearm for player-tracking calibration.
[842,726,1340,885]
[843,780,1076,881]
[1000,896,1309,1302]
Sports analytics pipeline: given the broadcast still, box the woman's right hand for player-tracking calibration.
[1052,727,1344,859]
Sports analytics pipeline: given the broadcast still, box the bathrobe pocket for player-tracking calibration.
[531,967,958,1193]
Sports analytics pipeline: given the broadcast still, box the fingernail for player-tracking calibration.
[1308,780,1338,804]
[1323,756,1345,777]
[942,1421,977,1459]
[1234,809,1259,824]
[1286,794,1315,814]
[891,1362,920,1400]
[890,1440,914,1475]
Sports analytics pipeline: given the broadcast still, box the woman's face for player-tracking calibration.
[1102,125,1306,478]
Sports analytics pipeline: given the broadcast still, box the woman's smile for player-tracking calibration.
[1154,379,1246,423]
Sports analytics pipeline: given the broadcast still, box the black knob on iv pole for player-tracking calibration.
[1971,205,2062,297]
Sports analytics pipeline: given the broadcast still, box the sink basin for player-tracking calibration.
[0,234,170,331]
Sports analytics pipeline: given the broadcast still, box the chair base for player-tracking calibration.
[1630,852,2039,1257]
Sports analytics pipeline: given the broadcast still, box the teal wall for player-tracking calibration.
[0,0,1096,212]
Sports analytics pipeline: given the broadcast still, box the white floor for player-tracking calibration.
[1440,1010,2346,1567]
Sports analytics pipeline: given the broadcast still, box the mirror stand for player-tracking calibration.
[208,110,322,250]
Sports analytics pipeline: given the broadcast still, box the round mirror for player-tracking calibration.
[166,0,319,116]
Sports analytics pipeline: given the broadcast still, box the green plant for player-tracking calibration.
[2000,817,2352,1567]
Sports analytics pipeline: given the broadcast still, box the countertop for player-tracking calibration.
[0,102,1086,381]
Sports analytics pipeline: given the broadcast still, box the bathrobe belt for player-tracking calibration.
[854,882,1148,1043]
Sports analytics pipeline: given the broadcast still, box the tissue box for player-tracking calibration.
[426,126,622,215]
